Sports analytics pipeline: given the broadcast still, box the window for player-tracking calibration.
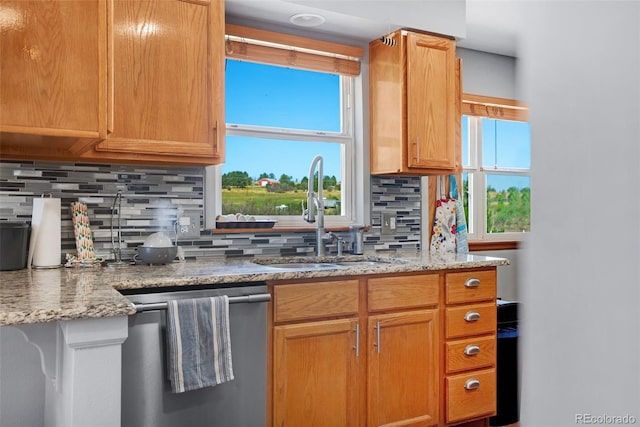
[461,95,530,241]
[205,26,364,229]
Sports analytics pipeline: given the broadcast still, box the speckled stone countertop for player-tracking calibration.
[0,252,509,326]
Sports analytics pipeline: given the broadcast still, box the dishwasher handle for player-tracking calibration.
[132,293,271,313]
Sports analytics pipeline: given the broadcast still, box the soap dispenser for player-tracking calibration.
[349,224,366,255]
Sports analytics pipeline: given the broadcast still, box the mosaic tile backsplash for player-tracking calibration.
[0,161,422,262]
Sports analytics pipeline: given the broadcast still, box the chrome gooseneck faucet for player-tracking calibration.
[303,155,328,256]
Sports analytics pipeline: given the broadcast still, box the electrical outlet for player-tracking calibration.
[177,212,201,239]
[381,213,396,235]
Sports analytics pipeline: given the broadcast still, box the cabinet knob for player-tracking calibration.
[464,379,481,390]
[464,311,481,322]
[464,277,481,288]
[464,344,481,356]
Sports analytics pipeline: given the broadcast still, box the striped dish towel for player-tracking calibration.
[166,296,234,393]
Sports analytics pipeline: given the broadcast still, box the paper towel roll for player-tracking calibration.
[28,197,61,268]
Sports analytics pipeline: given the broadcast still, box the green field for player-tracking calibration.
[222,187,342,216]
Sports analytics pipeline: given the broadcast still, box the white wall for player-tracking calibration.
[473,249,520,301]
[455,48,521,303]
[518,2,640,425]
[457,47,518,100]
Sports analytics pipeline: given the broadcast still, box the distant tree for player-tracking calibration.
[323,175,337,189]
[300,176,309,191]
[279,174,294,186]
[222,171,253,188]
[258,172,276,180]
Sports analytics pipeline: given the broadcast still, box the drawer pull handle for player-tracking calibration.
[464,344,481,356]
[464,379,481,390]
[465,277,481,288]
[464,311,481,322]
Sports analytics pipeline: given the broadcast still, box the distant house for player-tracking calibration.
[256,178,279,187]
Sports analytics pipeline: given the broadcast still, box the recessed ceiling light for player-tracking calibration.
[289,13,325,27]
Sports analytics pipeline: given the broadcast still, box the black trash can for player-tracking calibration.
[490,300,519,426]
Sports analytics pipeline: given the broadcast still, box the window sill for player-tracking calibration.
[469,240,520,251]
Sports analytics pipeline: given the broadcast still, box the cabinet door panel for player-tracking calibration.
[274,319,359,427]
[102,0,222,159]
[368,310,439,427]
[406,32,455,170]
[0,0,105,137]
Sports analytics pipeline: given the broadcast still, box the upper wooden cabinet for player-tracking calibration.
[369,30,460,175]
[0,0,224,165]
[0,0,107,139]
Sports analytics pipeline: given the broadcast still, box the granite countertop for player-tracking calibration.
[0,252,509,326]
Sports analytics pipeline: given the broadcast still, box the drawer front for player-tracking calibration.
[274,280,359,323]
[446,335,496,373]
[446,302,496,339]
[446,270,496,304]
[368,274,439,312]
[446,368,496,423]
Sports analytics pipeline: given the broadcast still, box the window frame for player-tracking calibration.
[462,94,530,243]
[204,27,365,230]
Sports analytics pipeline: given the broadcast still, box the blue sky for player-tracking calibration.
[224,60,342,181]
[225,59,530,189]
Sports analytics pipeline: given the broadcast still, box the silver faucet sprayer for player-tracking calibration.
[303,155,327,256]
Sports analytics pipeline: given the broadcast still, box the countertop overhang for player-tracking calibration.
[0,252,509,326]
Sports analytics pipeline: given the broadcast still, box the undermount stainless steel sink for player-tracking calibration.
[335,261,388,267]
[263,262,341,270]
[254,258,402,271]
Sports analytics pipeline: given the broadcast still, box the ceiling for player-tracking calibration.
[225,0,521,57]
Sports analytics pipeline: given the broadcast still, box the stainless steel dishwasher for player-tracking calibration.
[120,283,270,427]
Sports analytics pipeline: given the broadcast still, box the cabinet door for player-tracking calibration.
[98,0,223,161]
[406,32,456,170]
[368,310,439,427]
[274,318,360,427]
[0,0,106,138]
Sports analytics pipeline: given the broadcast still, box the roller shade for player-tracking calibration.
[225,24,363,76]
[462,94,529,121]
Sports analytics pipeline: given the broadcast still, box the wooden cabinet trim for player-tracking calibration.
[273,280,359,323]
[368,274,439,312]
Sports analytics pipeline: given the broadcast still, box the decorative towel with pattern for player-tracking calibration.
[166,296,234,393]
[430,176,457,256]
[69,202,99,264]
[449,174,469,253]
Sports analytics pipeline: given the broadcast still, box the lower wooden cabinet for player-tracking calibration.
[270,269,498,427]
[273,318,360,427]
[368,310,439,427]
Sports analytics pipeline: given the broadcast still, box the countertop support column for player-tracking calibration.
[49,316,128,427]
